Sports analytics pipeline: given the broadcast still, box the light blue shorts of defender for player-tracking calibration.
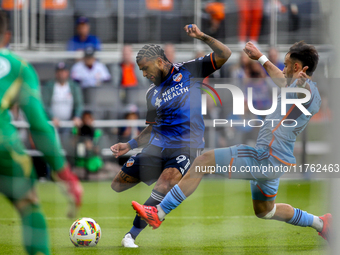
[214,144,286,201]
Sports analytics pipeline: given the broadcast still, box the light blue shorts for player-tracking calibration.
[214,144,288,201]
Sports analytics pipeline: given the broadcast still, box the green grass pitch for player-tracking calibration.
[0,179,329,255]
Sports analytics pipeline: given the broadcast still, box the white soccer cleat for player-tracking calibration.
[121,233,138,248]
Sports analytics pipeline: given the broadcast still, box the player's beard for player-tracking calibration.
[153,69,163,86]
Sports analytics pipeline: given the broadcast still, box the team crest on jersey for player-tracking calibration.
[172,73,182,82]
[0,57,11,79]
[126,158,135,167]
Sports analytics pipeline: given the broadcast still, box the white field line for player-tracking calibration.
[0,215,256,221]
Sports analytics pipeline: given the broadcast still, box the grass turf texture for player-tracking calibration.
[0,179,329,255]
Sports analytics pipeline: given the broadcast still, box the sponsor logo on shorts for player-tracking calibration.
[126,158,135,167]
[173,73,182,82]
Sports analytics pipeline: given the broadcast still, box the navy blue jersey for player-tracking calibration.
[145,53,218,149]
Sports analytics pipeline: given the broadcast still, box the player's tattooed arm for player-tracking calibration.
[184,24,231,68]
[199,34,231,67]
[134,125,152,147]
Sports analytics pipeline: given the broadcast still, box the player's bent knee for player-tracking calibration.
[194,151,213,167]
[256,204,277,219]
[154,168,182,193]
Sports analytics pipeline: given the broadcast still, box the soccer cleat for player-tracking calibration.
[121,233,138,248]
[131,201,163,229]
[318,213,332,242]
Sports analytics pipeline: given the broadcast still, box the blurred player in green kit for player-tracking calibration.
[0,11,83,255]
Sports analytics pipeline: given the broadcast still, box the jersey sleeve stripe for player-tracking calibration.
[228,158,234,179]
[210,53,216,70]
[145,121,156,124]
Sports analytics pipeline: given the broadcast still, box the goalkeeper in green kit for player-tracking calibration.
[0,11,83,255]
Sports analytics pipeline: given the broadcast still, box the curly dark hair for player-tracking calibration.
[288,41,319,76]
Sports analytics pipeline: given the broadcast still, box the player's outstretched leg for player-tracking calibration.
[253,199,332,242]
[14,188,50,255]
[132,151,215,229]
[124,168,181,247]
[318,213,332,241]
[122,189,165,248]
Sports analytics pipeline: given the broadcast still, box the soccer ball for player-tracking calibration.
[69,217,101,247]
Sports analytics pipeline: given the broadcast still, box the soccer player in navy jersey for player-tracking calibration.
[110,24,231,247]
[132,41,331,242]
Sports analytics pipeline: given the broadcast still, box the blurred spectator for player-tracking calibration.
[227,100,258,146]
[288,3,300,32]
[72,111,103,174]
[268,47,284,71]
[205,0,226,39]
[204,96,226,148]
[42,62,83,130]
[237,0,263,46]
[262,0,287,37]
[112,45,146,104]
[71,46,111,88]
[118,104,143,143]
[244,62,272,118]
[265,47,285,84]
[67,16,101,51]
[230,51,251,84]
[164,43,176,63]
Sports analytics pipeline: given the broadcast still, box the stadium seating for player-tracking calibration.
[82,85,121,119]
[74,0,116,43]
[32,62,57,83]
[44,0,75,43]
[124,0,148,43]
[27,0,325,45]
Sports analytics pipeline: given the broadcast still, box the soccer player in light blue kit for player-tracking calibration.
[132,41,331,242]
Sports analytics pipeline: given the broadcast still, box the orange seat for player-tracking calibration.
[2,0,25,10]
[146,0,173,11]
[42,0,67,10]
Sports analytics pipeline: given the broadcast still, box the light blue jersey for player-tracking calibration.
[214,79,321,201]
[256,79,321,165]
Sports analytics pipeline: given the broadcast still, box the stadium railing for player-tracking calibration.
[12,119,330,158]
